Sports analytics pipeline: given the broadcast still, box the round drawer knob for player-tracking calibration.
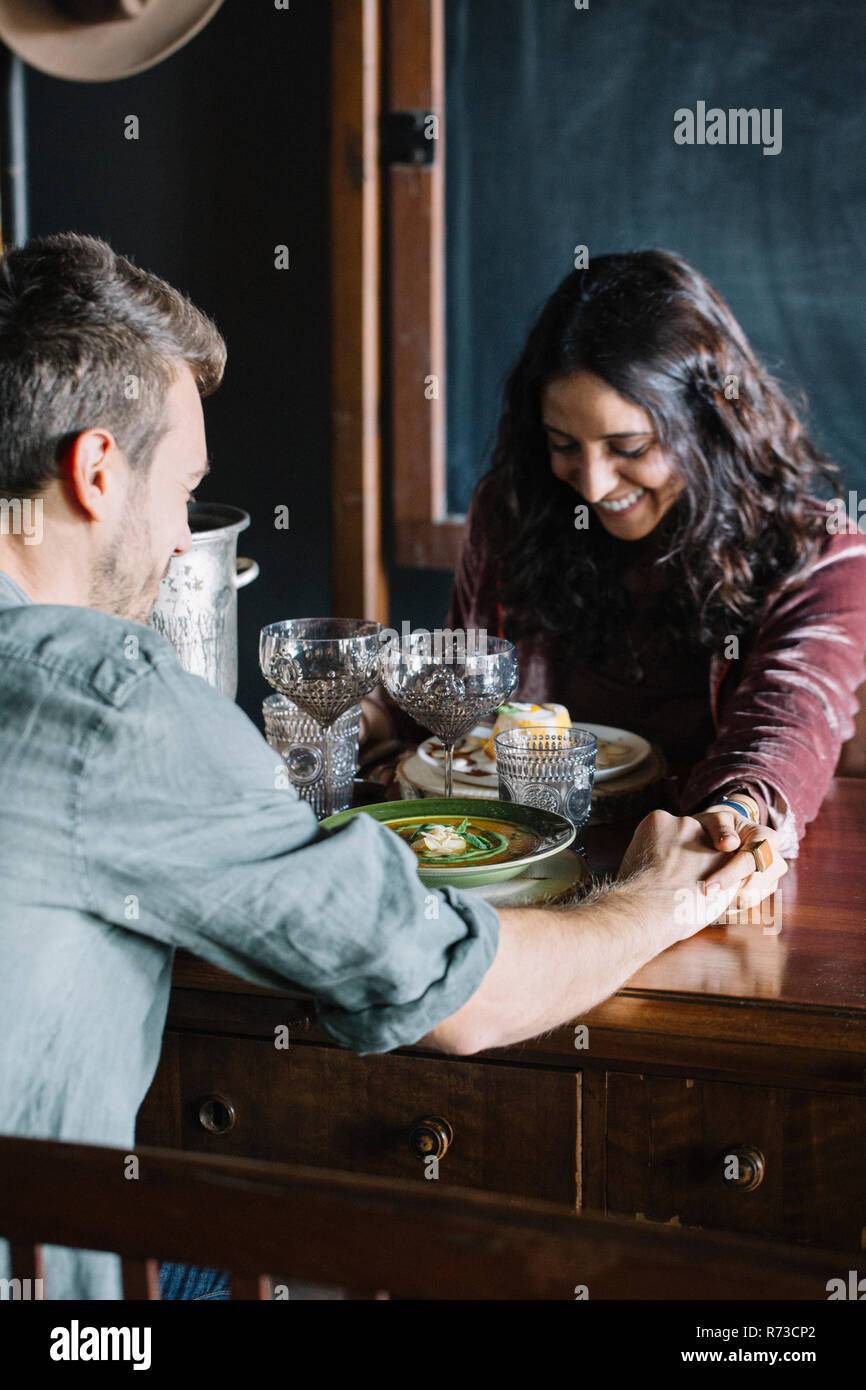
[720,1144,765,1191]
[409,1115,454,1162]
[197,1094,237,1135]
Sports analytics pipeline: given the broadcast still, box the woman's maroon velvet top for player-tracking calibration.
[444,487,866,857]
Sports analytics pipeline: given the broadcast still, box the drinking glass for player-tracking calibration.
[259,618,383,724]
[259,618,383,810]
[495,727,598,830]
[381,632,517,797]
[263,694,361,818]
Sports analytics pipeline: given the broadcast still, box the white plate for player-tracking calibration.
[417,725,498,788]
[416,721,650,787]
[578,723,651,782]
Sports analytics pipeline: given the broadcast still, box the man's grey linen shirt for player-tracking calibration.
[0,570,499,1299]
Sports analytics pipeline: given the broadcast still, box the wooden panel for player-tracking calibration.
[331,0,388,619]
[163,1032,581,1207]
[780,1088,866,1246]
[386,0,463,571]
[121,1258,161,1301]
[232,1273,274,1301]
[135,1032,182,1149]
[9,1242,42,1283]
[605,1072,866,1249]
[578,1065,607,1213]
[393,517,465,570]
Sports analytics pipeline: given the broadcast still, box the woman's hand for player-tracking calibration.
[617,809,745,937]
[694,805,746,855]
[694,807,788,911]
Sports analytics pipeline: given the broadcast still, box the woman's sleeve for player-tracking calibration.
[680,532,866,856]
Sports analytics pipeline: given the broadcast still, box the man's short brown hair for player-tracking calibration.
[0,231,226,497]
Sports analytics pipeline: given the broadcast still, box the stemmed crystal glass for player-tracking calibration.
[381,632,518,797]
[259,618,384,811]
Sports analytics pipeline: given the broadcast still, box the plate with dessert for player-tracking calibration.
[414,703,651,788]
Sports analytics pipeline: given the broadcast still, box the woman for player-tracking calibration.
[434,250,866,895]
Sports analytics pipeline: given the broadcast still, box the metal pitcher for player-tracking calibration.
[151,502,259,701]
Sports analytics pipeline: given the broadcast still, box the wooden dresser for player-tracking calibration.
[137,779,866,1253]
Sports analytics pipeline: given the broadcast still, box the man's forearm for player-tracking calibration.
[424,873,683,1055]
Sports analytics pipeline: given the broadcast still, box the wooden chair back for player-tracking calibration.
[0,1134,852,1300]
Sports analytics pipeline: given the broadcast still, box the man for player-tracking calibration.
[0,234,772,1301]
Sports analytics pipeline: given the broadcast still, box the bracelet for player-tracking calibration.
[704,795,760,824]
[722,788,762,823]
[710,798,754,821]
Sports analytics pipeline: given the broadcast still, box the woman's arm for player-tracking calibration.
[680,529,866,855]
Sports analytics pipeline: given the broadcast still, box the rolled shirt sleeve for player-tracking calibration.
[78,648,500,1054]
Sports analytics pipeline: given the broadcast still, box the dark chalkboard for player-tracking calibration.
[445,0,866,515]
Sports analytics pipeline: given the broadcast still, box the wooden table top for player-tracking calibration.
[170,778,866,1086]
[582,777,866,1015]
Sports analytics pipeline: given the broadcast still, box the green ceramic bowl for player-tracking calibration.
[321,797,576,888]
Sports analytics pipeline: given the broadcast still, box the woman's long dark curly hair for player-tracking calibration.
[486,250,839,662]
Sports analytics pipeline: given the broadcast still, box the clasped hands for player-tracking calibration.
[618,805,788,936]
[692,804,787,913]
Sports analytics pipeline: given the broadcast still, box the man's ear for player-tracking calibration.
[63,428,120,520]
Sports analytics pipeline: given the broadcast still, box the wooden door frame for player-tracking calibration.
[384,0,463,571]
[330,0,389,620]
[331,0,462,619]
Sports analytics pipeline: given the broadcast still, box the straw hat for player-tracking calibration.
[0,0,226,83]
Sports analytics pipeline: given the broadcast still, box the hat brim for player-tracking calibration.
[0,0,226,83]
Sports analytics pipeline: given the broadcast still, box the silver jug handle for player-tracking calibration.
[235,557,260,589]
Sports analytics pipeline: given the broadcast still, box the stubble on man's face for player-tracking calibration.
[89,477,168,625]
[87,366,204,623]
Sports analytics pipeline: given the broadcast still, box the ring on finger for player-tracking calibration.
[749,838,773,873]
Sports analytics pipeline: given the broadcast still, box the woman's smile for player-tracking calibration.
[542,370,683,539]
[596,485,648,515]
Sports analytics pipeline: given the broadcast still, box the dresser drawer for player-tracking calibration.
[604,1072,866,1248]
[138,1031,581,1207]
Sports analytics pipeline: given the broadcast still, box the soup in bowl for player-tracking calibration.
[322,797,576,887]
[388,813,540,867]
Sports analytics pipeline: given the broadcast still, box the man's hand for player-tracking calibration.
[694,807,788,911]
[424,809,754,1056]
[617,809,747,938]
